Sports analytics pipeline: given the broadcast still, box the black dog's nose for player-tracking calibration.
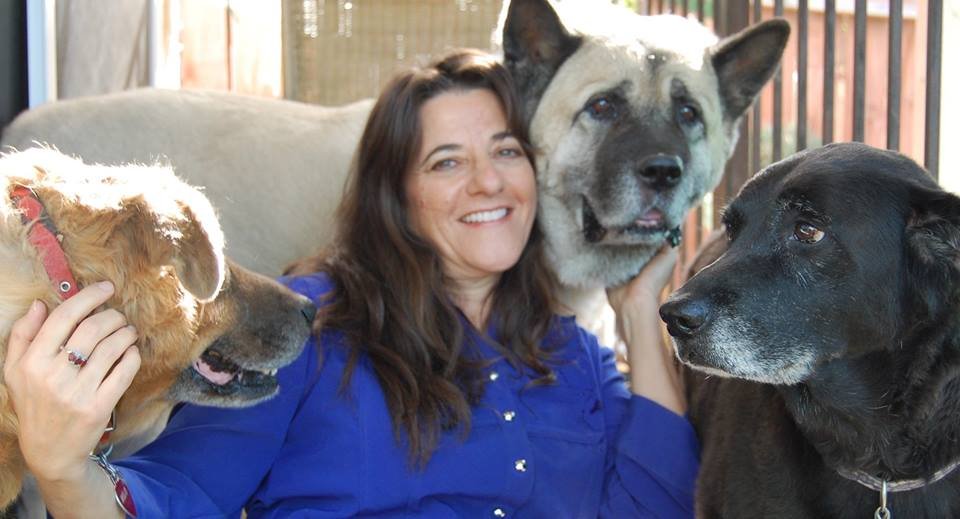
[300,300,318,324]
[639,154,683,190]
[660,297,708,337]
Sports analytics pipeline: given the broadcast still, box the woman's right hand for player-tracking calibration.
[3,282,141,485]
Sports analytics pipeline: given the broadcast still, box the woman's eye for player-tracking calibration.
[431,158,459,171]
[678,104,699,125]
[497,147,523,158]
[586,96,617,120]
[793,222,824,243]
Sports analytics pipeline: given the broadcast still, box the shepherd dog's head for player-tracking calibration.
[501,0,789,288]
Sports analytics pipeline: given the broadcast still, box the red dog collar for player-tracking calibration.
[10,185,81,299]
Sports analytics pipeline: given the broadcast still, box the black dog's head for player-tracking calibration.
[661,142,960,384]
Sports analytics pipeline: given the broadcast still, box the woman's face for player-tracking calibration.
[405,88,537,284]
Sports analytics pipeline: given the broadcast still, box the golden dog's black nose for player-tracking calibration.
[660,297,708,337]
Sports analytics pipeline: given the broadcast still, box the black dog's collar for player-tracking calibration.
[835,459,960,518]
[835,458,960,493]
[836,460,960,519]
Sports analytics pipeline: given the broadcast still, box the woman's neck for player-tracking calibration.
[446,274,500,329]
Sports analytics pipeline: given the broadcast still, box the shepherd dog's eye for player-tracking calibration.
[678,104,699,125]
[585,96,617,120]
[793,222,824,243]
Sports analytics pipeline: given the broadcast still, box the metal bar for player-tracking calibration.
[797,0,808,151]
[925,0,942,179]
[853,0,867,142]
[887,0,902,150]
[773,0,784,161]
[751,0,762,173]
[724,0,750,194]
[682,0,688,18]
[823,0,835,143]
[669,0,676,14]
[697,0,705,22]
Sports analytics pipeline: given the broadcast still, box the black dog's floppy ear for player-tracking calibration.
[502,0,582,123]
[711,19,790,120]
[905,184,960,319]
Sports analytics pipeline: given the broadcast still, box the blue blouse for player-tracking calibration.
[115,273,699,518]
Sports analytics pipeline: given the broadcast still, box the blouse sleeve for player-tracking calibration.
[113,339,319,518]
[586,329,701,518]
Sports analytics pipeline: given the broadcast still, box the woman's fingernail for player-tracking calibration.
[30,300,43,313]
[96,281,114,293]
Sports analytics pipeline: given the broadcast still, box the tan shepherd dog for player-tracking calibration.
[0,148,315,510]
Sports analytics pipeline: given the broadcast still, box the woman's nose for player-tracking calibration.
[469,159,505,195]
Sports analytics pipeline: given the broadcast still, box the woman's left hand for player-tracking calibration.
[607,244,686,415]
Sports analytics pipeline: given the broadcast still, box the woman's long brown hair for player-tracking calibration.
[285,50,558,465]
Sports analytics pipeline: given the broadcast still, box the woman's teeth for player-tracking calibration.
[461,208,508,223]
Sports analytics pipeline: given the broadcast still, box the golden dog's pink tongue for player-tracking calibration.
[193,359,236,385]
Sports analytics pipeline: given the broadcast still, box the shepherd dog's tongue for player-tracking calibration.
[193,359,235,385]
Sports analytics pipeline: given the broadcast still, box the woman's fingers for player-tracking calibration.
[78,325,138,387]
[30,281,116,358]
[93,345,141,416]
[607,245,679,309]
[5,300,48,369]
[59,308,128,374]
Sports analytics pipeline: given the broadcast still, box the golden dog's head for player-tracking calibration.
[0,148,314,450]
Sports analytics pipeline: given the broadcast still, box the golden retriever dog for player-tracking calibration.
[0,148,315,510]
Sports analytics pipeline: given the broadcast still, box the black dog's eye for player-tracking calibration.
[793,222,824,243]
[678,104,699,125]
[585,96,617,121]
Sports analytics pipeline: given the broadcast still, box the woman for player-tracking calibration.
[5,50,698,518]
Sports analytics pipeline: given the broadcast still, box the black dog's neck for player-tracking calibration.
[778,322,960,482]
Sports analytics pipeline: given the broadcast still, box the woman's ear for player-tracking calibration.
[904,184,960,319]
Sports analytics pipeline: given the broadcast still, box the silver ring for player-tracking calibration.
[64,349,88,368]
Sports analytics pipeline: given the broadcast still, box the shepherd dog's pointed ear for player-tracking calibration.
[711,19,790,120]
[502,0,581,122]
[905,183,960,319]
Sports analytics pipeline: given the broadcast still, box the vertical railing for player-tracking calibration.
[925,0,943,180]
[796,0,808,152]
[853,0,867,142]
[772,0,784,162]
[887,0,902,151]
[823,0,835,145]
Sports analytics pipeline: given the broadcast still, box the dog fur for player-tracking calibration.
[662,142,960,518]
[0,148,315,510]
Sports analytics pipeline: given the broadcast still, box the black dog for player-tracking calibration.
[661,142,960,518]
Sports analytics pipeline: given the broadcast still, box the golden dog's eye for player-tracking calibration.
[793,222,824,243]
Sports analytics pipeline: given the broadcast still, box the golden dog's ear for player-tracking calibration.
[167,199,226,302]
[130,174,227,303]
